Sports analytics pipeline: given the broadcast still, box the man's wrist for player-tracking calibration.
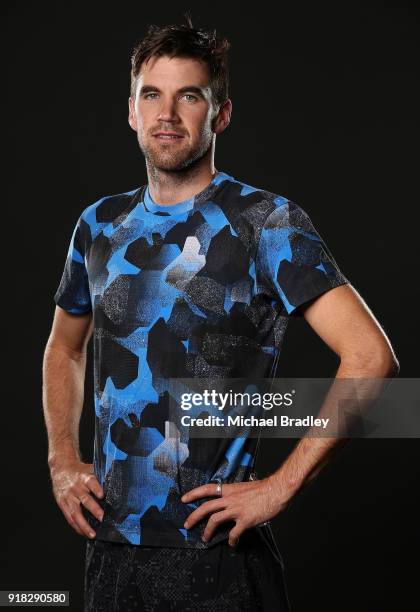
[48,447,81,471]
[266,470,301,508]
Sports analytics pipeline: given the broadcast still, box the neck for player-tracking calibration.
[145,155,218,206]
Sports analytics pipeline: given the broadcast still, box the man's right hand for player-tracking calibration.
[50,461,104,539]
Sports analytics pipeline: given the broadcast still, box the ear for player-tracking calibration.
[128,96,138,131]
[213,98,232,135]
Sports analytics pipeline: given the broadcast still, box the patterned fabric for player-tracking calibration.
[84,526,291,611]
[54,170,349,548]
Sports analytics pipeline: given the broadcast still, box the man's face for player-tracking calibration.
[128,55,225,172]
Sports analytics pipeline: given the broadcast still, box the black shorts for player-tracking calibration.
[84,524,291,611]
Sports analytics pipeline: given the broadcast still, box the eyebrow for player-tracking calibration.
[139,85,206,99]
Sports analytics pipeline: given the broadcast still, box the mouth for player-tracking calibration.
[153,133,185,140]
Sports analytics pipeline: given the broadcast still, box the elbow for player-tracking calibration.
[341,345,400,378]
[373,343,400,377]
[389,356,400,377]
[378,353,400,377]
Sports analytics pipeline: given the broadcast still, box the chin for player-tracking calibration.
[154,162,192,172]
[150,153,195,172]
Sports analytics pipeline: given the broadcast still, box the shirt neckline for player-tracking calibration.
[141,170,232,216]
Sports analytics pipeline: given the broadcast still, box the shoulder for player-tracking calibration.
[219,174,309,231]
[79,186,143,237]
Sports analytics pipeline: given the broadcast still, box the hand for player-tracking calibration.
[181,476,290,547]
[50,460,104,539]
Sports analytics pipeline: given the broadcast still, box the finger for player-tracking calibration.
[78,491,104,522]
[228,525,244,547]
[83,473,104,499]
[184,499,226,529]
[181,483,231,503]
[67,495,96,538]
[67,514,84,536]
[61,499,84,536]
[202,510,234,542]
[65,513,84,536]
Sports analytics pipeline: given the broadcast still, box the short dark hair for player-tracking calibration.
[130,13,230,108]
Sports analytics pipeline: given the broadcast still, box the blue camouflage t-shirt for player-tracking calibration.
[54,170,349,548]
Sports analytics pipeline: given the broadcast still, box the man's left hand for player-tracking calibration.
[181,477,291,547]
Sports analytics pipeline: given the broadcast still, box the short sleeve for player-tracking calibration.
[255,199,350,315]
[54,212,92,315]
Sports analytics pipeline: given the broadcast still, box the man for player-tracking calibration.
[43,15,399,611]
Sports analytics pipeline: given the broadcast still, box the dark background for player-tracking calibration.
[4,1,419,610]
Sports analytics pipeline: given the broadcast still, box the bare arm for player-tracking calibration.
[43,306,93,467]
[266,282,400,502]
[42,306,103,538]
[180,283,401,546]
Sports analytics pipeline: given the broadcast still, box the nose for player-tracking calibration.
[156,97,179,123]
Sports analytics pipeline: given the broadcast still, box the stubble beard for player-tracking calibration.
[138,125,214,173]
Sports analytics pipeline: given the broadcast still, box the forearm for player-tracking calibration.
[42,343,87,470]
[267,355,399,503]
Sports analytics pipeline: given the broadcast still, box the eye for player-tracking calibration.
[142,92,198,102]
[182,94,198,102]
